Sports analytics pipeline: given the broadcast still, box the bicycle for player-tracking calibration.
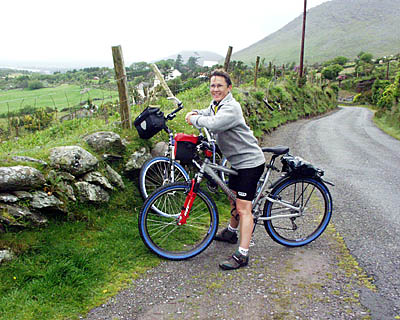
[137,97,228,217]
[138,138,334,261]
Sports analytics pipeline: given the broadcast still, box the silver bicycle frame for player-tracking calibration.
[194,157,302,221]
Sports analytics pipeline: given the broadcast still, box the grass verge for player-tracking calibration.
[373,115,400,140]
[0,180,156,320]
[349,103,400,141]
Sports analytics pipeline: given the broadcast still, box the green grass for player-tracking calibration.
[373,112,400,140]
[0,84,119,115]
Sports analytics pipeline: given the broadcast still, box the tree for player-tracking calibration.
[128,62,151,79]
[360,53,373,64]
[156,59,174,79]
[186,56,200,72]
[321,64,343,80]
[229,60,249,85]
[332,56,349,66]
[323,56,348,67]
[355,52,374,77]
[167,77,183,95]
[174,54,184,72]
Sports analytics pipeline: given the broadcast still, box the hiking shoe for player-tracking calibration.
[219,249,249,270]
[214,228,238,244]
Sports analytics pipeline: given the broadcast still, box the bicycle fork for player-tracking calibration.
[178,179,198,225]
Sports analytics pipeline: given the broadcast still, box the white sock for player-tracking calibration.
[238,247,249,256]
[228,225,238,233]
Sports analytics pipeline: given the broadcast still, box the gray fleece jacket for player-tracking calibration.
[190,92,265,169]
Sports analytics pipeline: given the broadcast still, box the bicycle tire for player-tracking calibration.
[138,182,219,260]
[139,156,189,199]
[263,177,332,247]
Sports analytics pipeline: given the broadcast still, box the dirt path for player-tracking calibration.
[84,116,374,320]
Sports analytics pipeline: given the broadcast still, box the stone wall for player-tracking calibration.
[0,131,153,232]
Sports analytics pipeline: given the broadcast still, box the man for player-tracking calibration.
[185,69,265,270]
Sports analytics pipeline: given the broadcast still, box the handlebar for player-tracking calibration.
[167,96,182,105]
[165,97,184,121]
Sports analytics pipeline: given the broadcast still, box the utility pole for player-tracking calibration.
[299,0,307,83]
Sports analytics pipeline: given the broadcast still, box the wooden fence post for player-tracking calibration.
[224,46,233,72]
[254,56,260,87]
[112,45,132,129]
[6,102,11,135]
[386,61,390,80]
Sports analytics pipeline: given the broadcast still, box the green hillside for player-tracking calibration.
[232,0,400,65]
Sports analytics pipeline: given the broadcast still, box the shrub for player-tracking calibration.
[372,79,391,105]
[23,107,55,131]
[27,80,45,90]
[377,85,395,110]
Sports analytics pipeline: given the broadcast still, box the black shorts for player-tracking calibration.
[228,163,265,201]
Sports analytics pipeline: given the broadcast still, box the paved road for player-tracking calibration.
[290,107,400,319]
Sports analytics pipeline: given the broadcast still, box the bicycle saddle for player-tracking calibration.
[261,145,289,155]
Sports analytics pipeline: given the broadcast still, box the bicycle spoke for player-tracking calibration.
[139,183,218,259]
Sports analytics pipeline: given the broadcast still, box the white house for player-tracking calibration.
[165,69,182,81]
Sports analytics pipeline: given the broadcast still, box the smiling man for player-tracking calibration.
[185,69,265,270]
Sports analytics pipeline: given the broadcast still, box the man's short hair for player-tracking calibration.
[210,69,232,86]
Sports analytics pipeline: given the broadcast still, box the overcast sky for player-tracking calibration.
[2,0,330,67]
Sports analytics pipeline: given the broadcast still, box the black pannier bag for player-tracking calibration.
[281,155,323,178]
[174,133,199,164]
[134,107,165,139]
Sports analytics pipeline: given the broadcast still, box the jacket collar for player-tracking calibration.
[211,92,233,113]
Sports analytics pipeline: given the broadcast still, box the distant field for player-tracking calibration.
[0,84,119,115]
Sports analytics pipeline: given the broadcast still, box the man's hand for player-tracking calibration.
[185,111,198,125]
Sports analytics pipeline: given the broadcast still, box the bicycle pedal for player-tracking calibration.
[249,239,256,247]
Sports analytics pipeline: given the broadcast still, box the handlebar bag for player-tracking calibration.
[174,133,199,164]
[134,107,165,139]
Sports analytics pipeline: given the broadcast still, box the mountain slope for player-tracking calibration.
[232,0,400,65]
